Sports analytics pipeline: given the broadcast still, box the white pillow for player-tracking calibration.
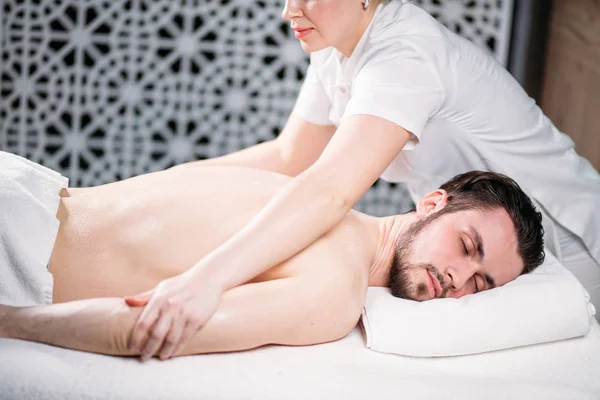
[361,249,596,357]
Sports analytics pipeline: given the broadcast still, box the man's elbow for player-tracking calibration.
[277,320,359,347]
[315,316,361,344]
[276,307,362,347]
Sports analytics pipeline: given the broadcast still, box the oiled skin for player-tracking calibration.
[32,166,373,356]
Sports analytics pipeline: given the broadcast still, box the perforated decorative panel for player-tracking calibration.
[0,0,514,216]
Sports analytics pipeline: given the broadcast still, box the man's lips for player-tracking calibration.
[427,270,442,299]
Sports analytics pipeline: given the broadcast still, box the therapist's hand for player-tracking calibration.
[124,269,223,360]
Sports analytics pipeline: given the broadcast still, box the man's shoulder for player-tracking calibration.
[308,216,370,287]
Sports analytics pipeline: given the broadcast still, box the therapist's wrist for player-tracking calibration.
[187,258,234,294]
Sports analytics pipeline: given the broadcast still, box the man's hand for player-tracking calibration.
[124,270,223,360]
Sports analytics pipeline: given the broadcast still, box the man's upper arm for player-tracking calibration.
[182,274,361,355]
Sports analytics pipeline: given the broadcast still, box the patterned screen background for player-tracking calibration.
[0,0,514,216]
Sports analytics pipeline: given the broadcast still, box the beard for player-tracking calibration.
[388,212,447,301]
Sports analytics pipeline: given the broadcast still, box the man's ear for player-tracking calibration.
[415,189,448,217]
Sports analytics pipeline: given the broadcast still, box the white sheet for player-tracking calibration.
[1,320,599,400]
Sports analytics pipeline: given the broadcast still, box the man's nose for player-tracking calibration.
[446,262,478,292]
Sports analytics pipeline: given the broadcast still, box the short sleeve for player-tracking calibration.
[292,64,334,126]
[343,47,444,141]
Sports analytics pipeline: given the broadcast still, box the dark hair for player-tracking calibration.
[435,171,545,274]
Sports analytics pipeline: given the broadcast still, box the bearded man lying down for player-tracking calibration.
[0,152,544,360]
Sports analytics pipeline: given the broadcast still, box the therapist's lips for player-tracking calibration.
[293,28,313,39]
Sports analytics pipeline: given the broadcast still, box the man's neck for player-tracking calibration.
[365,213,415,287]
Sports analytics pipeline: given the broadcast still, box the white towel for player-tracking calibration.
[361,249,596,357]
[0,151,68,306]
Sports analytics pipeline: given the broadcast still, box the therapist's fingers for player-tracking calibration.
[141,310,172,360]
[172,319,202,358]
[158,315,185,360]
[128,295,163,351]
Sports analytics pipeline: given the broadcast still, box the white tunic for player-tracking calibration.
[292,1,600,265]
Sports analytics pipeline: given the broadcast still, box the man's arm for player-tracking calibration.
[172,112,336,177]
[1,274,362,358]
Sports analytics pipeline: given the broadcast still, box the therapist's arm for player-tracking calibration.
[206,115,411,288]
[127,114,412,359]
[171,112,336,177]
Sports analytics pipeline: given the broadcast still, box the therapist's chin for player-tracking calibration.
[298,39,328,53]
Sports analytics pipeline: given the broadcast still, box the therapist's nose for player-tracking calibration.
[445,262,478,295]
[282,1,304,21]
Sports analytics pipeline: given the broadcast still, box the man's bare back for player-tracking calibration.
[50,166,372,303]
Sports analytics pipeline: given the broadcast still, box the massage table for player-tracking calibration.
[1,319,599,400]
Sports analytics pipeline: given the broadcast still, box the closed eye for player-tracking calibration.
[473,276,480,293]
[461,239,468,255]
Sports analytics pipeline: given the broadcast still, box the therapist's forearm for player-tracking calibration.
[172,140,296,176]
[190,170,352,291]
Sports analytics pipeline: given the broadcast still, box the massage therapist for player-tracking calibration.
[125,0,600,359]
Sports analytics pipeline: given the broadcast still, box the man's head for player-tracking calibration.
[388,171,545,301]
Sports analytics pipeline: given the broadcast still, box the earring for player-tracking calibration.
[363,0,370,9]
